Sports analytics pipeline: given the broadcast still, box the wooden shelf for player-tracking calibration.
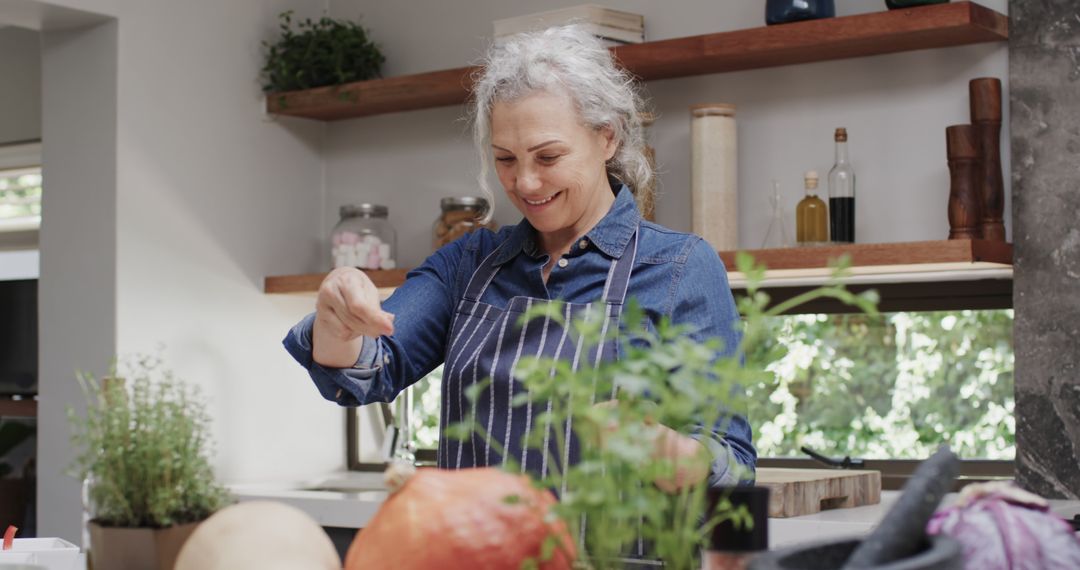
[720,239,1013,314]
[719,238,1012,271]
[266,2,1007,121]
[265,240,1012,313]
[0,398,37,418]
[264,269,409,295]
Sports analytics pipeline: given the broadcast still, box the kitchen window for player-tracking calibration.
[0,141,42,233]
[349,308,1015,486]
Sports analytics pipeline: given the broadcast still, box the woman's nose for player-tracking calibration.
[516,166,542,192]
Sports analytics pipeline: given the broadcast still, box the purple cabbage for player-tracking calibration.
[927,482,1080,570]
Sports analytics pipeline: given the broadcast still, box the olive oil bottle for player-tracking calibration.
[796,171,828,244]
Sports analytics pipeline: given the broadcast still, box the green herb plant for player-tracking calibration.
[68,354,229,528]
[261,10,385,94]
[449,254,878,569]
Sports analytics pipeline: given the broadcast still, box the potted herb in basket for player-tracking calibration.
[261,10,385,95]
[68,354,229,570]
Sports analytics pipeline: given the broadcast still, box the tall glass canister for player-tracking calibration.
[690,103,738,252]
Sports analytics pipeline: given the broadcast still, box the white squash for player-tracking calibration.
[175,501,340,570]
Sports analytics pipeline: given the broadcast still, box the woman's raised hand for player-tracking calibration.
[312,267,395,368]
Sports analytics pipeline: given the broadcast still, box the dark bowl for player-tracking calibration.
[749,535,962,570]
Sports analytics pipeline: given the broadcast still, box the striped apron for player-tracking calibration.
[437,226,665,566]
[437,227,638,477]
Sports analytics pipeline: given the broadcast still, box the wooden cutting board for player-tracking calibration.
[756,468,881,518]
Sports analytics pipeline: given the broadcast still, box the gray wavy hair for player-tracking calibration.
[469,24,654,222]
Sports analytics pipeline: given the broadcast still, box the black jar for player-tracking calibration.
[765,0,836,25]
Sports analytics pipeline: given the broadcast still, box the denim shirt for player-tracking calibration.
[284,185,757,485]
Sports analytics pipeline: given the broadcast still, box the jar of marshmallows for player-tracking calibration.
[330,204,397,270]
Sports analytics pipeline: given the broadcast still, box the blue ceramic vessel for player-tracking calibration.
[765,0,836,25]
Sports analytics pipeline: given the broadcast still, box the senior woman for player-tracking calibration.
[284,25,755,490]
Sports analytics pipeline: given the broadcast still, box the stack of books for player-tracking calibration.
[494,4,646,45]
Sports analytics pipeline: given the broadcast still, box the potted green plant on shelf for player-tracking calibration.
[68,353,230,570]
[261,10,385,99]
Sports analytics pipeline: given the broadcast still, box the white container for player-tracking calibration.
[6,538,79,570]
[0,551,38,564]
[690,103,738,251]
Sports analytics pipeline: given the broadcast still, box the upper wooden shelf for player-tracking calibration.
[265,240,1013,312]
[266,2,1008,121]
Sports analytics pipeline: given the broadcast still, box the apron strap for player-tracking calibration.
[602,226,639,306]
[461,244,506,303]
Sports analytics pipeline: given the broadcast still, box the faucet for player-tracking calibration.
[379,386,416,466]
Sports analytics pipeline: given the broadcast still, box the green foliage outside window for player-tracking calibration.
[747,309,1014,460]
[408,309,1015,461]
[0,170,42,220]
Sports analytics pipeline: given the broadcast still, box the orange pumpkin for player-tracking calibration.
[344,465,575,570]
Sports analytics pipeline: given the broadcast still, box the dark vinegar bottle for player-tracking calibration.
[828,127,855,243]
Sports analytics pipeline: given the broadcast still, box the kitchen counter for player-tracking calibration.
[231,473,1080,549]
[230,472,388,529]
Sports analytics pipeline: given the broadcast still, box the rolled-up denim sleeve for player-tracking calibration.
[283,313,387,406]
[672,238,757,486]
[282,236,469,407]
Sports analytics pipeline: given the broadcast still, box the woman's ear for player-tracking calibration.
[599,125,618,162]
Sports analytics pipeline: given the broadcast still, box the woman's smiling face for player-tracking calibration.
[490,89,618,247]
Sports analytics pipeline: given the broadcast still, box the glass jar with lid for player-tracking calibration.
[331,203,397,270]
[432,197,496,250]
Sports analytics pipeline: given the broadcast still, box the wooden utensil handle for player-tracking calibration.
[970,77,1006,241]
[970,77,1002,122]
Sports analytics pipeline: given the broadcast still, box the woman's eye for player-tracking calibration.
[495,156,515,164]
[538,155,560,163]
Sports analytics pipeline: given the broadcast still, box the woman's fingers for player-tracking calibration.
[318,279,367,338]
[338,273,395,336]
[317,268,394,339]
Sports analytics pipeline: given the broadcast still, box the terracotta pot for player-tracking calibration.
[88,520,201,570]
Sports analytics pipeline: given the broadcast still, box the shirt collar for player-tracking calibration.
[492,179,641,266]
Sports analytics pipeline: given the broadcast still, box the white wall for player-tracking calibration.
[1,0,343,543]
[326,0,1010,269]
[38,17,118,544]
[0,27,41,145]
[110,0,339,496]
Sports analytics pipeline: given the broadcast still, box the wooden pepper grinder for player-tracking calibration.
[969,78,1006,241]
[946,125,980,240]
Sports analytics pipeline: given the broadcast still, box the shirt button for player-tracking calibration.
[578,239,588,250]
[557,258,569,268]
